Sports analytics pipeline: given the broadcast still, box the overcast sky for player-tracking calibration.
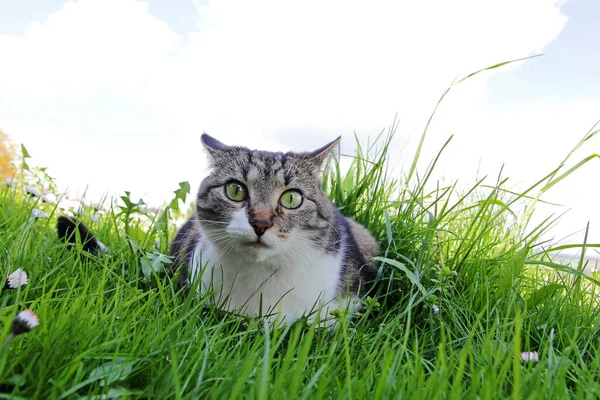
[0,0,598,249]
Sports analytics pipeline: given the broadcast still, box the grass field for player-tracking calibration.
[1,66,599,399]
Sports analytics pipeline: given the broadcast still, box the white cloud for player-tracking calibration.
[144,0,568,144]
[0,0,179,96]
[2,0,597,246]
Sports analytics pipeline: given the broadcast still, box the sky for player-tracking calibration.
[0,0,598,252]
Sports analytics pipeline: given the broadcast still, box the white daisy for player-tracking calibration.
[90,202,104,212]
[25,186,41,197]
[5,268,28,289]
[13,309,39,333]
[41,190,56,204]
[520,351,539,363]
[58,197,79,212]
[2,309,40,351]
[31,209,49,219]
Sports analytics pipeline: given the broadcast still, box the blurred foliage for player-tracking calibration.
[0,129,17,181]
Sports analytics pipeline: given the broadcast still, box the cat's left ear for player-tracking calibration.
[306,136,341,168]
[201,133,230,161]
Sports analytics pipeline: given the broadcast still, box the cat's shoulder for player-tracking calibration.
[343,216,379,261]
[169,215,202,291]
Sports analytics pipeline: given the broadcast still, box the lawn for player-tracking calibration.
[0,64,599,399]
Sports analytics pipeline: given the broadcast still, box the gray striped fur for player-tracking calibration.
[170,134,379,320]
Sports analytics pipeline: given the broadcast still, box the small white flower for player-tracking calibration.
[31,209,49,219]
[1,309,40,351]
[25,186,41,197]
[58,198,79,212]
[433,306,440,314]
[5,268,28,289]
[11,309,39,335]
[41,190,56,204]
[520,351,539,362]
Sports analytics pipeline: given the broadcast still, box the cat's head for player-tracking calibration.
[195,134,340,262]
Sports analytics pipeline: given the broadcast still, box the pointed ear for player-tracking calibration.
[305,136,341,167]
[201,133,230,160]
[201,133,228,151]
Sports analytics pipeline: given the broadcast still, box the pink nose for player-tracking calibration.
[250,219,272,236]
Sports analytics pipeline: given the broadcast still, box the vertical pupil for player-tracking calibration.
[229,184,242,199]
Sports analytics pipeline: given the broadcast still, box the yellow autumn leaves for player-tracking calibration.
[0,129,17,181]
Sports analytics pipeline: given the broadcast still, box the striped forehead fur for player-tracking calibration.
[206,147,326,186]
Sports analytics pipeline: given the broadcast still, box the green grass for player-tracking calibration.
[1,62,599,399]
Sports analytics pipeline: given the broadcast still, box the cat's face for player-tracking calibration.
[195,134,339,262]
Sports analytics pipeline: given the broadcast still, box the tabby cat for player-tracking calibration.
[170,134,379,324]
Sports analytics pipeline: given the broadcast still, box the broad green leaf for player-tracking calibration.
[526,283,564,309]
[141,252,172,281]
[21,144,31,158]
[6,374,26,388]
[88,360,135,387]
[497,246,528,292]
[170,181,191,212]
[118,191,145,215]
[141,258,152,281]
[80,387,144,400]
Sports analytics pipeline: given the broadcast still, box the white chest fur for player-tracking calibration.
[189,234,348,324]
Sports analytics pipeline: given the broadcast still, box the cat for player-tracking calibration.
[170,134,379,325]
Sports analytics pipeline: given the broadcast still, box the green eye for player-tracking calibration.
[225,182,247,202]
[280,190,303,209]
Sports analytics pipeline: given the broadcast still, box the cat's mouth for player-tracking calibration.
[248,240,269,249]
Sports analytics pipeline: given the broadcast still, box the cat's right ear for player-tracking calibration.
[201,133,229,160]
[305,136,341,168]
